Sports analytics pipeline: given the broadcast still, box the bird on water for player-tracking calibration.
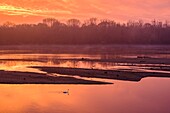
[63,89,69,94]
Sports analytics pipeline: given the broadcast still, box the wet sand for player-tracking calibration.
[54,57,170,64]
[0,70,111,84]
[80,57,170,64]
[149,66,170,71]
[1,57,170,65]
[32,66,170,82]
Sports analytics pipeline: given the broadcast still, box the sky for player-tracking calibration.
[0,0,170,24]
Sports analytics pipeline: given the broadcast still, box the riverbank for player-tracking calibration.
[0,70,111,84]
[32,66,170,82]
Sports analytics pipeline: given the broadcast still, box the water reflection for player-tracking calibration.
[0,61,44,73]
[1,54,170,75]
[0,78,169,113]
[0,54,131,72]
[0,46,170,113]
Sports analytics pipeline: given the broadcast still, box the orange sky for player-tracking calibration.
[0,0,170,24]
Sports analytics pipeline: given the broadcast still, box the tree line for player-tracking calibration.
[0,18,170,45]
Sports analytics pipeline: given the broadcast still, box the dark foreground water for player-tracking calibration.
[0,45,170,113]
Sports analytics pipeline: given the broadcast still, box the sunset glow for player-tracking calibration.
[0,0,170,23]
[1,1,170,113]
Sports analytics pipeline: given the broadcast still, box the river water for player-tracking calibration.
[0,45,170,113]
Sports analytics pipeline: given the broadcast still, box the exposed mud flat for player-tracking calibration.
[0,70,110,84]
[32,66,170,82]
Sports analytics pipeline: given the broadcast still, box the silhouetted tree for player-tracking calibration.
[0,18,170,45]
[67,19,81,27]
[43,18,58,27]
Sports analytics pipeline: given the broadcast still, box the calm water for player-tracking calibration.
[0,45,170,113]
[0,78,170,113]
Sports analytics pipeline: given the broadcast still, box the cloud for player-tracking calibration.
[0,3,72,18]
[0,0,170,23]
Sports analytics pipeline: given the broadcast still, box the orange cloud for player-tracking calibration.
[0,0,170,23]
[0,3,72,17]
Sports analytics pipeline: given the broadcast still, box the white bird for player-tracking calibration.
[63,89,69,94]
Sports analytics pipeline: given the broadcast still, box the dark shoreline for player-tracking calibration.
[32,66,170,82]
[0,70,111,85]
